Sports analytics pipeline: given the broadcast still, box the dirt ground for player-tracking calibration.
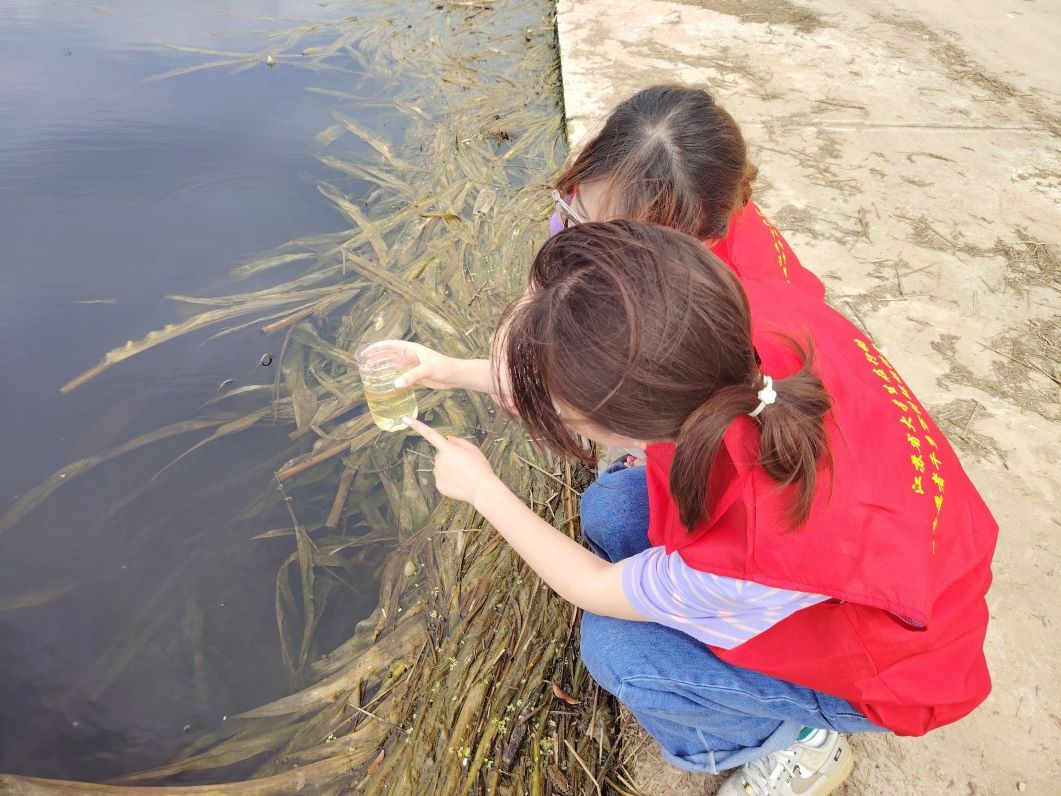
[556,0,1060,793]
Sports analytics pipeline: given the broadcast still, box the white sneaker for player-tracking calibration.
[718,731,854,796]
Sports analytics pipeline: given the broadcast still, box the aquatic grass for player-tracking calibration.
[0,418,229,537]
[0,2,650,794]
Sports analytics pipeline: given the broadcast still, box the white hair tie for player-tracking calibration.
[747,375,777,418]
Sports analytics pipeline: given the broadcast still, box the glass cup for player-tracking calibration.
[355,343,418,432]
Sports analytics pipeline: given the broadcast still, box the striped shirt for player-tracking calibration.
[622,546,828,649]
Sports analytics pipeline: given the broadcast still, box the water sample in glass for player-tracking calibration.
[356,344,418,432]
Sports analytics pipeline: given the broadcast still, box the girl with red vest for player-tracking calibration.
[550,83,826,302]
[402,222,997,796]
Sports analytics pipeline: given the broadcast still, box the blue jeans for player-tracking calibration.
[579,466,885,774]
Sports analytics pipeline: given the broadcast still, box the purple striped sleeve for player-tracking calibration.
[621,546,828,649]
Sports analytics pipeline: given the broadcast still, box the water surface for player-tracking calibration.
[0,1,395,779]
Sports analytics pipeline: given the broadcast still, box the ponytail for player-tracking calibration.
[670,342,831,531]
[670,383,755,530]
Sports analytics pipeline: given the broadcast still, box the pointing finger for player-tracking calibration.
[404,416,448,449]
[449,437,481,453]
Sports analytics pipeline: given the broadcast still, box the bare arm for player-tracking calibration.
[367,341,503,398]
[407,418,645,621]
[473,477,644,620]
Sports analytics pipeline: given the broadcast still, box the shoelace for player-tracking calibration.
[741,747,803,795]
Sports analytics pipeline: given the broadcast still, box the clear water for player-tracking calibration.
[358,348,420,432]
[364,385,419,432]
[0,1,397,780]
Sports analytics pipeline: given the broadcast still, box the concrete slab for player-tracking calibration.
[556,1,1060,793]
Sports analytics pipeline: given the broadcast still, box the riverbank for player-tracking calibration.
[556,0,1061,793]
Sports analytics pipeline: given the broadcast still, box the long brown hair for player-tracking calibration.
[499,221,831,530]
[554,85,756,240]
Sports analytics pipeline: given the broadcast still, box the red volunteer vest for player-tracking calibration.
[645,278,998,736]
[710,202,827,301]
[553,200,824,298]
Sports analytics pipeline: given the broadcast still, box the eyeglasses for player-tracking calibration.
[551,189,586,228]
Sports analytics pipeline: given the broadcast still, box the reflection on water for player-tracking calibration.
[0,1,392,780]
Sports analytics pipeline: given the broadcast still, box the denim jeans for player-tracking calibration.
[579,465,886,774]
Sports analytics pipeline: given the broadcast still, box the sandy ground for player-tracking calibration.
[555,0,1060,793]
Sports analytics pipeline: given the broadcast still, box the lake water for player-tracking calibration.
[0,1,400,780]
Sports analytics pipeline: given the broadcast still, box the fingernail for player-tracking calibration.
[394,378,405,388]
[402,416,413,425]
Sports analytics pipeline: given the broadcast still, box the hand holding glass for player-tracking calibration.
[356,343,419,432]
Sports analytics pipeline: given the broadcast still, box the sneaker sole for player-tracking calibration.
[811,744,855,796]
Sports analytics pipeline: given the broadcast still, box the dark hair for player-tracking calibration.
[554,85,756,240]
[499,221,830,530]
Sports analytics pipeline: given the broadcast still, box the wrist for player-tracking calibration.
[453,358,493,393]
[449,357,477,390]
[471,474,509,514]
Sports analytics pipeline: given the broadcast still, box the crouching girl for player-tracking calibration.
[400,221,997,795]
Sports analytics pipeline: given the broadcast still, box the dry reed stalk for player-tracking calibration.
[324,468,357,528]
